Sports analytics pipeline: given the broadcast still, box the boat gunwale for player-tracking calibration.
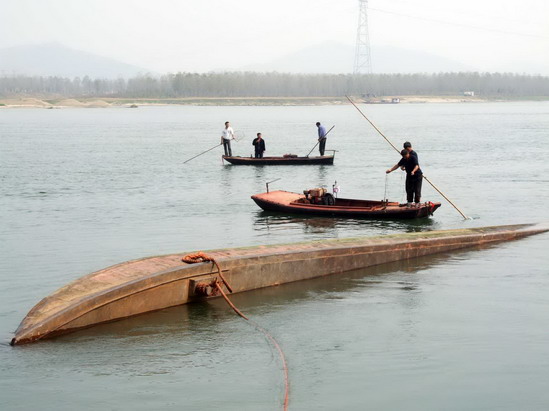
[287,200,423,212]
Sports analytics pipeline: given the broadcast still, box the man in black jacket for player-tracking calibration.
[252,133,266,158]
[386,149,423,205]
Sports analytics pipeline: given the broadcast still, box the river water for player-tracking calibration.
[1,103,548,410]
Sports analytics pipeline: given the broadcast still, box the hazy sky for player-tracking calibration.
[1,0,548,74]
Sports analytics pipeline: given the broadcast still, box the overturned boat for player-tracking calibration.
[10,223,547,345]
[252,189,441,219]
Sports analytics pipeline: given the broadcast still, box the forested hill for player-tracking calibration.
[1,72,549,98]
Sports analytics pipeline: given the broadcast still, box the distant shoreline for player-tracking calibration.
[1,95,548,108]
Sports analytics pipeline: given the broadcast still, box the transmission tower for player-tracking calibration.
[353,0,372,74]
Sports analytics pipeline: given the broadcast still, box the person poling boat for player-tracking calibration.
[386,148,423,207]
[345,95,469,219]
[306,125,335,157]
[221,121,236,157]
[316,122,329,156]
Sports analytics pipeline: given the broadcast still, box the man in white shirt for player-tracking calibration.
[221,121,235,156]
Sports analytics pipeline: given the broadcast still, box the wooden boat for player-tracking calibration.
[251,190,441,219]
[10,223,548,345]
[222,154,334,165]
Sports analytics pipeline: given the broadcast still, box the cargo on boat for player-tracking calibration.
[10,224,547,345]
[222,153,334,165]
[252,189,441,219]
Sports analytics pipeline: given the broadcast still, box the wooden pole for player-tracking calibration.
[345,95,469,220]
[183,143,222,164]
[422,176,469,220]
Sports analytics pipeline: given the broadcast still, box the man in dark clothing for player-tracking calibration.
[316,122,327,156]
[252,133,266,158]
[386,149,423,205]
[403,141,418,161]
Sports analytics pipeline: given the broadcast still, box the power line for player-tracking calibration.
[369,7,549,40]
[378,0,539,26]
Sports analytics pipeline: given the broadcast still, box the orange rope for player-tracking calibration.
[182,252,232,293]
[214,282,248,320]
[183,252,290,411]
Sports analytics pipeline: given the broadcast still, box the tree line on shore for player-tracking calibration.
[1,72,549,98]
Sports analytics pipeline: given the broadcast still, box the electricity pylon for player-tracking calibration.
[353,0,372,74]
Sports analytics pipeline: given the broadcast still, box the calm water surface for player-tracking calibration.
[1,103,549,410]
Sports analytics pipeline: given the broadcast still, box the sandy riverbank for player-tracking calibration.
[1,95,546,108]
[0,97,114,108]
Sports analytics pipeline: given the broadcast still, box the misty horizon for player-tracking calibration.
[1,41,548,80]
[1,0,548,77]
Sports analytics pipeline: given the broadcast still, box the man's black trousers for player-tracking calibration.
[319,138,327,156]
[405,174,423,203]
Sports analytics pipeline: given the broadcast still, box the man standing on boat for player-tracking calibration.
[403,141,418,160]
[221,121,235,157]
[316,122,327,156]
[252,133,266,158]
[386,149,423,206]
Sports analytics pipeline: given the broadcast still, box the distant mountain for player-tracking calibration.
[0,43,152,78]
[243,42,473,74]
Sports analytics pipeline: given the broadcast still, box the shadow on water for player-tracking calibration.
[49,243,492,346]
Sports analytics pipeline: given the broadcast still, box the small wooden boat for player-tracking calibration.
[251,190,441,219]
[222,153,334,165]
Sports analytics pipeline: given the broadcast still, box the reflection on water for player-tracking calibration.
[253,210,439,236]
[253,164,267,182]
[314,164,330,182]
[219,159,236,197]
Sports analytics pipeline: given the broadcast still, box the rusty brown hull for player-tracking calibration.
[252,190,441,219]
[11,223,548,345]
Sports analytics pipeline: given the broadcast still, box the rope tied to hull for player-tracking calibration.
[182,252,232,293]
[182,252,290,411]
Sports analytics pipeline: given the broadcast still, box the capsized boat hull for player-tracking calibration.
[222,155,334,165]
[11,224,548,345]
[252,190,441,219]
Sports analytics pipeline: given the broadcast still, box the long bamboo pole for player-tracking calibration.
[183,143,221,164]
[345,95,469,220]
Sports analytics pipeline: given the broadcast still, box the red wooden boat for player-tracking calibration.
[251,190,441,219]
[222,154,334,165]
